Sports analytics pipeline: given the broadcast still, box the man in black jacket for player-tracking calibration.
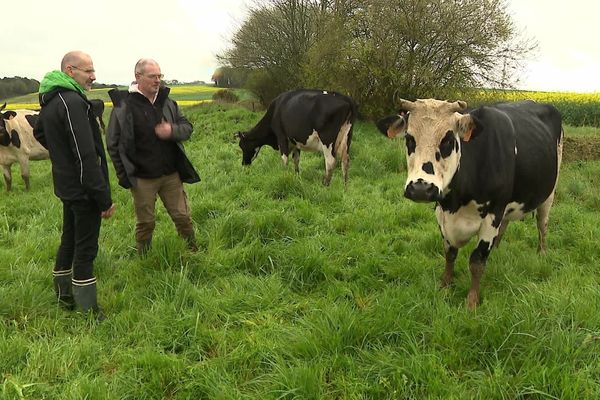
[35,51,115,319]
[107,58,199,255]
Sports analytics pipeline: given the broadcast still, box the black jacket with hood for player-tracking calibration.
[34,85,112,211]
[106,86,200,189]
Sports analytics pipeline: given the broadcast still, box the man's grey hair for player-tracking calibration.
[135,58,159,75]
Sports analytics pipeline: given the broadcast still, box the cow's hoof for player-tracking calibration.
[466,291,480,310]
[440,274,453,288]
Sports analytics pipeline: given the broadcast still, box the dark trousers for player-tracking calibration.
[54,199,101,284]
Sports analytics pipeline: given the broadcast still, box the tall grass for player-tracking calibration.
[0,102,599,399]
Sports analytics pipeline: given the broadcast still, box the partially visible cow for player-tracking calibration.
[0,103,49,191]
[377,99,563,309]
[90,99,106,134]
[236,89,357,186]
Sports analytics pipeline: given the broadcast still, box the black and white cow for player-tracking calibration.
[377,99,563,309]
[237,89,357,186]
[0,103,49,191]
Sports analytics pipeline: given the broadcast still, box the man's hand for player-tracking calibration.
[155,120,173,140]
[101,203,116,219]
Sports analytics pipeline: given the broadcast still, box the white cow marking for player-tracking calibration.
[293,131,323,152]
[436,201,485,248]
[503,201,527,221]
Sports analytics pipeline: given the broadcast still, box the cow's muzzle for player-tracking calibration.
[404,179,441,203]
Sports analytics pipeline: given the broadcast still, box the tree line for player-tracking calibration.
[216,0,535,119]
[0,77,122,102]
[0,77,40,101]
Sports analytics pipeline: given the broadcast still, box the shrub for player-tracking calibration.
[211,89,239,103]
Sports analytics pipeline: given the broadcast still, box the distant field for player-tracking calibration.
[1,84,239,110]
[4,85,600,134]
[470,90,600,127]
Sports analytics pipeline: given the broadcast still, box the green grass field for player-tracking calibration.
[0,96,599,398]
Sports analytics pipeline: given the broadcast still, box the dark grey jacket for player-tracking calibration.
[35,88,112,211]
[106,87,200,188]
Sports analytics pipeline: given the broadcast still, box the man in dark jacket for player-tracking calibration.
[107,58,199,255]
[35,51,115,319]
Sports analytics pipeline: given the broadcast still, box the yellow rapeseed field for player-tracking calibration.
[469,90,600,126]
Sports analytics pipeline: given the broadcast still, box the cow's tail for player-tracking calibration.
[335,99,358,156]
[335,98,358,187]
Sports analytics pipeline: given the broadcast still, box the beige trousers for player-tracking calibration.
[131,173,194,243]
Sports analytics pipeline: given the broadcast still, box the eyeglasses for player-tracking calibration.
[140,73,164,80]
[70,65,95,74]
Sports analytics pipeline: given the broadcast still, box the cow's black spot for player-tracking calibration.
[405,133,416,155]
[422,161,434,175]
[10,130,21,148]
[439,130,455,158]
[0,132,9,146]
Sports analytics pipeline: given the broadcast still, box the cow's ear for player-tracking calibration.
[25,114,39,129]
[456,113,481,142]
[10,130,21,148]
[2,111,17,120]
[376,113,408,139]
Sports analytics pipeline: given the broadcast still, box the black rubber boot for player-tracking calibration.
[53,270,75,310]
[72,282,106,321]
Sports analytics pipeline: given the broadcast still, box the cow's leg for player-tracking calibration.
[279,138,290,168]
[336,122,352,189]
[493,219,510,249]
[467,252,486,310]
[467,214,500,309]
[341,147,349,188]
[536,193,555,254]
[536,136,562,254]
[291,148,301,174]
[321,143,336,186]
[19,157,30,191]
[2,165,11,192]
[441,243,458,288]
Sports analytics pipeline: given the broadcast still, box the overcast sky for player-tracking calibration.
[2,0,599,92]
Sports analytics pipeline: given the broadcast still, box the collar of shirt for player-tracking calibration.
[128,83,158,104]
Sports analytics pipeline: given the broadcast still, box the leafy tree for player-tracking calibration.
[218,0,535,118]
[211,67,247,88]
[345,0,535,116]
[218,0,323,103]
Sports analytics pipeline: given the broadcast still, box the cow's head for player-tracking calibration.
[0,103,18,147]
[236,131,261,165]
[377,98,477,202]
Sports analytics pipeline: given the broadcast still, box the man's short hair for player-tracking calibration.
[135,58,159,75]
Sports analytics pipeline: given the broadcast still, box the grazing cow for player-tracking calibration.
[90,99,106,134]
[377,99,563,309]
[236,89,357,186]
[0,103,49,191]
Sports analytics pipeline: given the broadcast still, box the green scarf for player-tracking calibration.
[39,70,86,95]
